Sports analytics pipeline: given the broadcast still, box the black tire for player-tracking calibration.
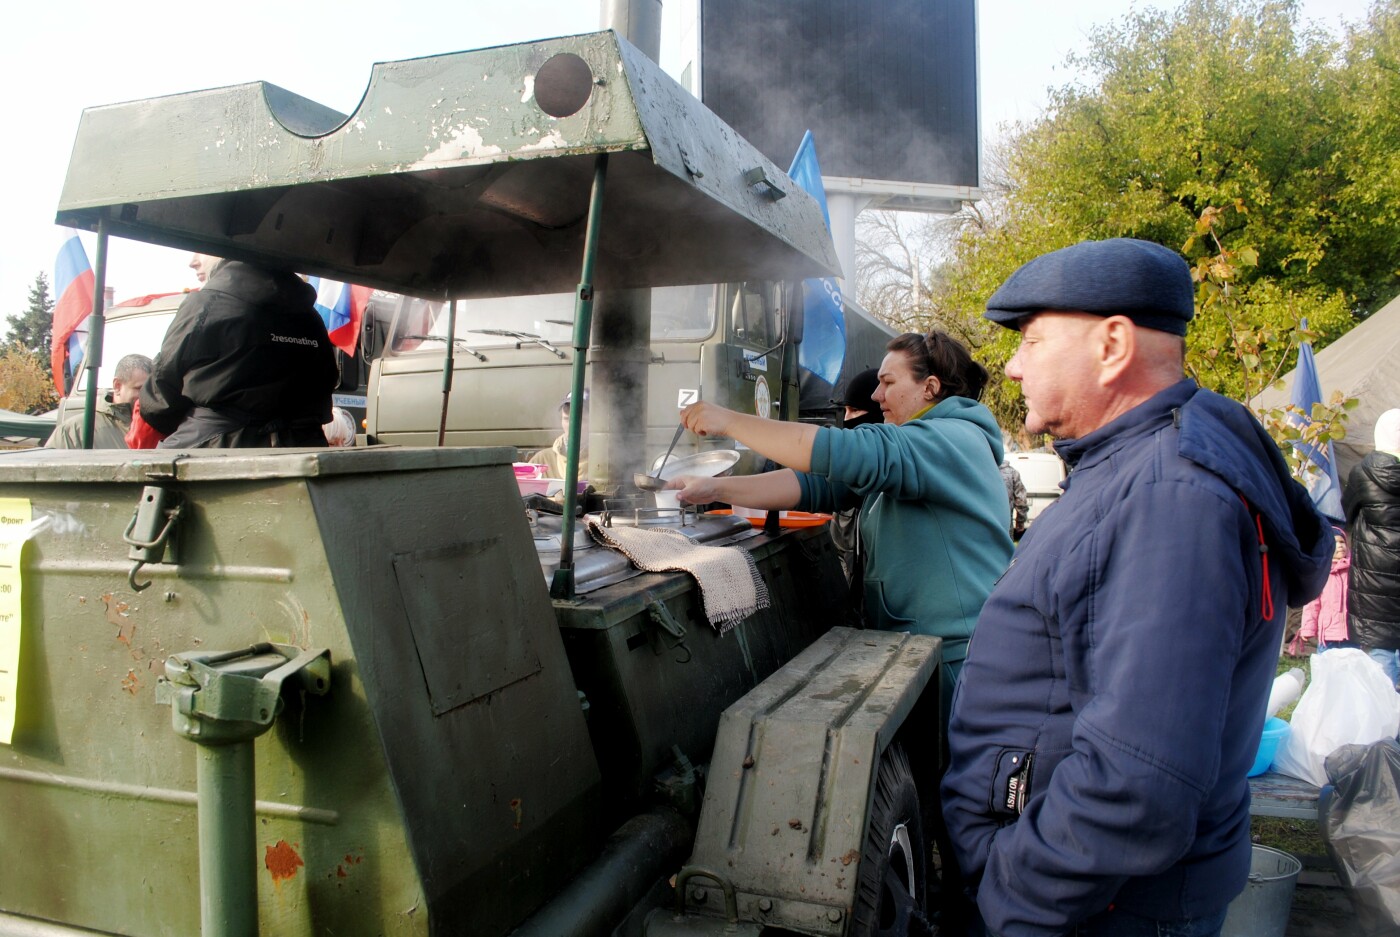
[850,743,930,937]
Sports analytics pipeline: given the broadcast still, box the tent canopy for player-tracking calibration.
[1253,293,1400,481]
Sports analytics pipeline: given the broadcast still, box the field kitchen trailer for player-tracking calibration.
[0,30,943,937]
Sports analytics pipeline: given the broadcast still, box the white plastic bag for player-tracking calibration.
[1273,649,1400,787]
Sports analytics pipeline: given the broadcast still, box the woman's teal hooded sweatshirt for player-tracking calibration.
[795,396,1013,667]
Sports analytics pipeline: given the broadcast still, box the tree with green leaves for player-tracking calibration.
[901,0,1377,434]
[8,272,54,355]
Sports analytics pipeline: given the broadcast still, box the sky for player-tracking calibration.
[0,0,1376,329]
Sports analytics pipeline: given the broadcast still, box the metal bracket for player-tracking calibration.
[742,167,787,201]
[156,643,331,744]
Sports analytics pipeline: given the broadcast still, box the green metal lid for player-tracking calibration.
[56,31,840,298]
[0,446,515,484]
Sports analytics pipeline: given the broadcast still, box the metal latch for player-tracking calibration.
[646,600,691,663]
[122,485,183,592]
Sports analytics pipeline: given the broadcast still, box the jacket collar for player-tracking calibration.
[1053,379,1196,472]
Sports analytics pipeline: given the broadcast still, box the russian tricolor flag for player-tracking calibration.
[309,277,372,356]
[51,229,96,393]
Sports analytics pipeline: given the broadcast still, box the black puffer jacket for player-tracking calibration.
[1345,451,1400,649]
[141,261,338,446]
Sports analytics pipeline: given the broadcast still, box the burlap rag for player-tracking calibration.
[585,519,769,632]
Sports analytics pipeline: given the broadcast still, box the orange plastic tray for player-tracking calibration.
[707,509,832,528]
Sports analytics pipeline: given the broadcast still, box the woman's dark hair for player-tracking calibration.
[885,330,989,402]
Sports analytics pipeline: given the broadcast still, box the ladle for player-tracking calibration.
[633,423,687,491]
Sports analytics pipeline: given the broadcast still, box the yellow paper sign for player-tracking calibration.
[0,497,33,745]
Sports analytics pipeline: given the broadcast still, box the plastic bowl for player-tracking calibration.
[1248,717,1291,777]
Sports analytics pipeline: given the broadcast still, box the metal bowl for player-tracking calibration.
[650,448,741,481]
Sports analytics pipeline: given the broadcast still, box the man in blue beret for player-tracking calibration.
[941,238,1333,937]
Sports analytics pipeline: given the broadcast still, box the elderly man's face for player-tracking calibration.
[111,370,149,405]
[1005,313,1105,439]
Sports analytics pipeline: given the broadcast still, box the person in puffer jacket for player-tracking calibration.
[1345,408,1400,688]
[942,239,1332,937]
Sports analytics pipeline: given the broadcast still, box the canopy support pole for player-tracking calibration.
[80,220,110,450]
[551,153,609,600]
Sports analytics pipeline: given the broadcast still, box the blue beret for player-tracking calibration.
[984,238,1195,336]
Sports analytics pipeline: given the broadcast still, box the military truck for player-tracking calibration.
[364,284,897,462]
[0,30,942,937]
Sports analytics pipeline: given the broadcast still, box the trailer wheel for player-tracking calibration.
[850,743,929,937]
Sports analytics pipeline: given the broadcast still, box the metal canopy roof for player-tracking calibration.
[56,31,840,298]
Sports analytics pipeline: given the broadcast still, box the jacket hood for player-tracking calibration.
[1177,386,1332,604]
[1358,450,1400,496]
[923,395,1005,464]
[204,260,316,309]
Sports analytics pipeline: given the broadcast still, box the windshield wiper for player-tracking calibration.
[398,334,488,362]
[470,328,566,359]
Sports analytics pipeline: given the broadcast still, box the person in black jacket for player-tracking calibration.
[1346,407,1400,689]
[139,257,339,448]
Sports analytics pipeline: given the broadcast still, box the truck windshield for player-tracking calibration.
[70,309,176,393]
[387,284,716,355]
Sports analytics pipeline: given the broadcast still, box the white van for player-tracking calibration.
[1009,450,1067,525]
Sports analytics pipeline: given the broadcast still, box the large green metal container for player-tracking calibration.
[0,447,602,936]
[0,448,849,937]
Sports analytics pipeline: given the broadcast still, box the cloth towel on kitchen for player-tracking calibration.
[585,519,769,632]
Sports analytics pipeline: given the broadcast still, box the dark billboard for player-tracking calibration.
[699,0,979,188]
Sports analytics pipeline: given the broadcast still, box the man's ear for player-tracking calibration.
[1098,316,1135,384]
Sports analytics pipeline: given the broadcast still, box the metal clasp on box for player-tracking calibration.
[122,485,183,592]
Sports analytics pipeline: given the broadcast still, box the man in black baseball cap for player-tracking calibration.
[942,237,1332,937]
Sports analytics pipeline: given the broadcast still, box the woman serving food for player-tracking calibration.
[668,329,1012,686]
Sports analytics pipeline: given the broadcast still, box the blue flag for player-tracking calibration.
[787,131,846,386]
[1288,324,1344,521]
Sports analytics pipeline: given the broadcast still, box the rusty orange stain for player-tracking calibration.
[120,670,140,695]
[839,849,860,867]
[101,594,130,626]
[509,798,523,830]
[335,850,364,879]
[265,840,304,886]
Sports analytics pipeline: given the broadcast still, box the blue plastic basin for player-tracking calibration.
[1248,717,1290,777]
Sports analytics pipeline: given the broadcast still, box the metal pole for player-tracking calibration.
[437,299,458,447]
[196,742,258,937]
[80,220,110,449]
[551,153,609,600]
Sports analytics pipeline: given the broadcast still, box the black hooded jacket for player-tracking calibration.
[1345,450,1400,649]
[140,261,338,440]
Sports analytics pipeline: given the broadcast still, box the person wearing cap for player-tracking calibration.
[528,390,589,479]
[941,238,1332,937]
[828,367,884,585]
[1344,407,1400,688]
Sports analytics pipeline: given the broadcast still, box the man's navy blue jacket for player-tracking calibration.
[942,381,1332,937]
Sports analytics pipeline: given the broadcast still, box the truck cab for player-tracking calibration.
[366,280,799,462]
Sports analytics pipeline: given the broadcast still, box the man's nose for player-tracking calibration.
[1005,348,1023,381]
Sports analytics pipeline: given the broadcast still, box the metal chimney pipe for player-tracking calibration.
[590,0,662,494]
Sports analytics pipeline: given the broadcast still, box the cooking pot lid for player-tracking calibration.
[650,449,741,480]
